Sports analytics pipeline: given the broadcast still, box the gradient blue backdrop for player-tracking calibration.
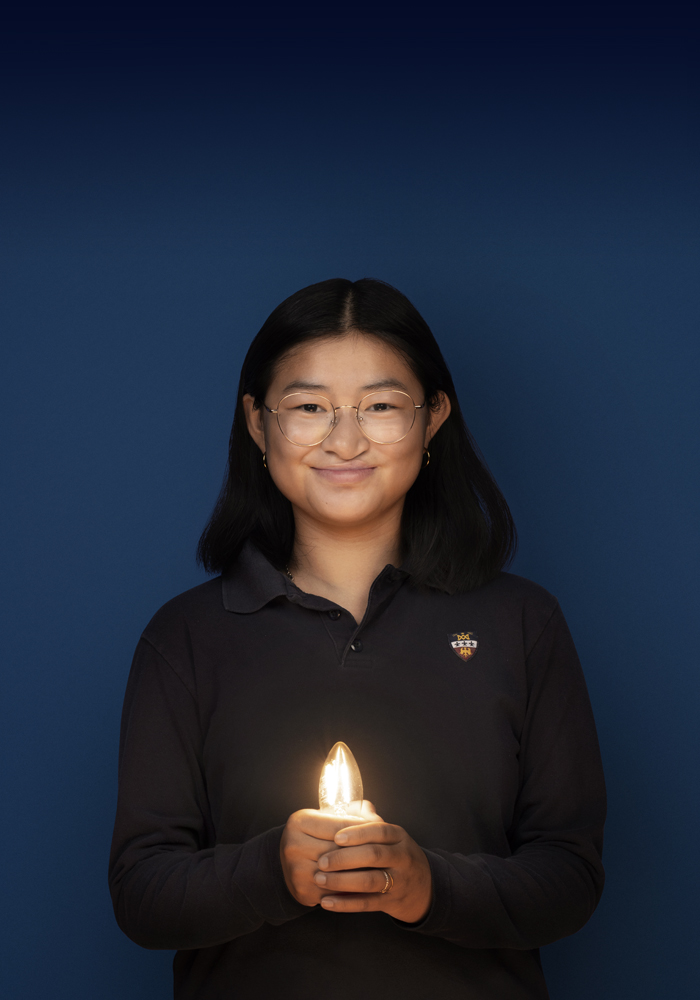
[2,19,698,999]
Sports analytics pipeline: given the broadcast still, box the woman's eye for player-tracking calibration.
[300,404,321,413]
[368,403,392,412]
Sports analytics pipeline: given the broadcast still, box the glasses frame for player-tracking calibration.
[264,390,426,447]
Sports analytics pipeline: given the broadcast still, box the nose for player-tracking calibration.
[323,405,368,455]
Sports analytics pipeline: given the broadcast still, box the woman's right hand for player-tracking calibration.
[280,802,382,906]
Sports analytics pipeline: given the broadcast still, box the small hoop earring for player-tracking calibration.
[262,452,267,469]
[422,449,430,468]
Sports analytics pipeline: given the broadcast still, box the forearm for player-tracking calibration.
[110,826,309,950]
[410,842,604,950]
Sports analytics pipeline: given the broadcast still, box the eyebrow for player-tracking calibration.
[281,380,328,393]
[361,379,410,392]
[280,378,411,394]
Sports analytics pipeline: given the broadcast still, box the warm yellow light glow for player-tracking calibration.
[319,741,363,817]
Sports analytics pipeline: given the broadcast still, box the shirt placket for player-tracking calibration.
[317,568,406,668]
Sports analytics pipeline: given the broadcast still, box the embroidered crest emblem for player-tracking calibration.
[449,632,478,662]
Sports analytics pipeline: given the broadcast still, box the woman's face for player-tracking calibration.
[243,332,451,532]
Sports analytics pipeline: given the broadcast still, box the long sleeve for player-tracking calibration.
[408,604,606,950]
[108,638,308,950]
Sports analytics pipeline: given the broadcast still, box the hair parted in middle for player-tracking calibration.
[197,277,516,593]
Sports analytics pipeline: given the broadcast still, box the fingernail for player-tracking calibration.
[336,832,348,844]
[321,898,335,908]
[314,872,327,885]
[318,856,329,869]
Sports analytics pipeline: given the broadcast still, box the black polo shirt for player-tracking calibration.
[109,542,606,1000]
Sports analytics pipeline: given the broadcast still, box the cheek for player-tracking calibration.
[391,448,424,490]
[266,448,308,501]
[372,438,424,500]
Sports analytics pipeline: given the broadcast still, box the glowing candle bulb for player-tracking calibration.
[319,741,363,817]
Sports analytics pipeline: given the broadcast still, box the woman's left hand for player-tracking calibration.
[314,821,433,924]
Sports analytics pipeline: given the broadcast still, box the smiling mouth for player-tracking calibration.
[312,465,376,481]
[313,464,374,470]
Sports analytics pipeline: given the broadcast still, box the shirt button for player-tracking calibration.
[351,640,363,652]
[328,610,341,620]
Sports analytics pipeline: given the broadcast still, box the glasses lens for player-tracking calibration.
[358,391,416,443]
[277,393,334,445]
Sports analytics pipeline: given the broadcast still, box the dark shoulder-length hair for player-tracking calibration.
[197,277,516,592]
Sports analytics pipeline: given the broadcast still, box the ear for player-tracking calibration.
[424,391,452,448]
[242,394,266,453]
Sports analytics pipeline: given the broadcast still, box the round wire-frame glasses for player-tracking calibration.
[264,390,426,447]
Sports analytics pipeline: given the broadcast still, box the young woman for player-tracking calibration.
[109,278,606,999]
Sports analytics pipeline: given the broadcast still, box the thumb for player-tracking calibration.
[361,799,383,822]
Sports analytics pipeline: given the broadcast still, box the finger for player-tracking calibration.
[295,810,370,840]
[318,843,396,872]
[314,867,390,894]
[320,893,385,913]
[335,822,404,846]
[292,831,346,861]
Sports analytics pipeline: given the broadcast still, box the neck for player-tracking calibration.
[289,507,402,622]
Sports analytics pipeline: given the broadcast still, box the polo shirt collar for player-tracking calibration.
[222,539,408,614]
[222,540,290,613]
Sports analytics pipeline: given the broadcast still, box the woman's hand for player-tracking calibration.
[314,821,433,924]
[280,802,381,907]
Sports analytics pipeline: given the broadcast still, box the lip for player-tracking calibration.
[312,465,376,483]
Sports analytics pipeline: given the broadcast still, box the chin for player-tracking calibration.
[319,507,379,525]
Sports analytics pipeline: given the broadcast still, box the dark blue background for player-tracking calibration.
[2,14,698,999]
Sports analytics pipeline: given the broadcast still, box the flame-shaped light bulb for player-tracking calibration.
[319,741,363,817]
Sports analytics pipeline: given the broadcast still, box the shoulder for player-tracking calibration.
[485,570,559,610]
[460,571,562,652]
[417,570,560,627]
[140,576,224,658]
[422,569,559,617]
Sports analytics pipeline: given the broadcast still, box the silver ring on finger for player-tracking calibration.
[380,869,394,894]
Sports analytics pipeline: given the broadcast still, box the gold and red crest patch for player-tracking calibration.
[449,632,478,662]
